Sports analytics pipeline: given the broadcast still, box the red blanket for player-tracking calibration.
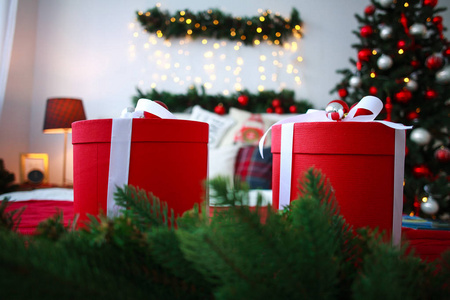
[5,200,74,235]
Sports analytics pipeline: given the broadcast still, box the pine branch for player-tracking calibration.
[0,197,25,232]
[113,185,174,230]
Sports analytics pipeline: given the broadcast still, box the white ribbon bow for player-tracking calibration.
[106,99,176,216]
[259,96,412,158]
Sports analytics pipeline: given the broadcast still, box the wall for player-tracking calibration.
[1,0,449,186]
[0,0,38,183]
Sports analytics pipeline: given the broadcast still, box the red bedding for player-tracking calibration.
[5,200,74,235]
[4,200,450,261]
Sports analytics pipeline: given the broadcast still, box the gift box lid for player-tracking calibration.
[72,119,208,144]
[271,122,396,156]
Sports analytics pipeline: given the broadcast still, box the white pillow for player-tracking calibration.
[208,144,241,180]
[190,105,235,148]
[219,107,252,147]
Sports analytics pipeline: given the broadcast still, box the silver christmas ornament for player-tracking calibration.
[378,0,393,8]
[380,26,393,40]
[421,196,439,215]
[409,23,427,37]
[325,101,347,121]
[377,54,393,70]
[410,128,432,146]
[349,76,362,88]
[436,65,450,84]
[405,80,418,91]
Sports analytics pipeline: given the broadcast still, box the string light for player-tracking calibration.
[422,196,428,202]
[404,77,409,83]
[398,49,404,54]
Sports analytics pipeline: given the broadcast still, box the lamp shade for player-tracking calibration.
[43,98,86,134]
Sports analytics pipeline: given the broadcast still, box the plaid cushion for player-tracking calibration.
[234,146,272,189]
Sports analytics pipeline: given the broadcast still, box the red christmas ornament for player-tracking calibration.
[369,86,378,95]
[425,54,443,70]
[338,88,348,98]
[423,0,438,7]
[289,105,297,113]
[411,59,420,68]
[424,89,438,100]
[214,103,226,115]
[412,164,432,178]
[272,99,282,108]
[360,25,374,38]
[266,107,274,113]
[358,48,372,62]
[365,5,376,15]
[275,106,284,114]
[432,16,443,24]
[237,94,249,106]
[443,47,450,57]
[385,96,393,121]
[435,147,450,163]
[406,111,419,121]
[142,100,170,119]
[405,145,409,156]
[397,40,407,49]
[356,61,362,70]
[154,100,169,110]
[395,89,412,103]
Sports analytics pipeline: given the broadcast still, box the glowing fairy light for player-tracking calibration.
[260,55,267,61]
[204,51,214,58]
[286,64,294,73]
[220,54,226,60]
[202,39,208,44]
[258,85,264,91]
[151,83,157,88]
[237,57,244,65]
[234,83,242,91]
[194,77,202,84]
[204,82,212,89]
[260,75,266,80]
[213,43,220,49]
[133,32,139,37]
[223,90,230,96]
[258,66,265,72]
[161,75,167,81]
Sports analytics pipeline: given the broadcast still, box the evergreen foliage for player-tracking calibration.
[132,86,313,114]
[136,6,303,46]
[0,169,449,299]
[0,159,18,194]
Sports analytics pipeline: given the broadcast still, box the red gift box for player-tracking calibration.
[72,118,208,223]
[271,121,406,244]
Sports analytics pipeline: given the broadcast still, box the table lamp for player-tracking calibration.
[43,98,86,186]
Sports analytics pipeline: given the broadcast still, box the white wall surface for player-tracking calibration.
[1,0,449,185]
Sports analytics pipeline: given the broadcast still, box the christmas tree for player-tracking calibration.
[332,0,450,219]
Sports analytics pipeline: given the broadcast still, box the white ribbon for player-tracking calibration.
[259,96,412,246]
[106,98,176,217]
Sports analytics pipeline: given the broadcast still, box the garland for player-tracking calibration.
[136,6,303,46]
[132,86,313,115]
